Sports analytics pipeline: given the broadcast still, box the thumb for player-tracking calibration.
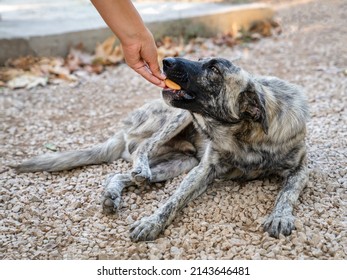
[134,63,165,87]
[147,60,166,80]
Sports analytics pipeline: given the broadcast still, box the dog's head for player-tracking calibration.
[162,57,268,133]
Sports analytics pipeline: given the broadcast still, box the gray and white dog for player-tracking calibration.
[14,57,309,242]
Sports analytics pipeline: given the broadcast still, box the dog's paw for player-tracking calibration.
[131,166,152,184]
[129,215,163,241]
[101,175,122,214]
[101,189,122,214]
[180,141,197,156]
[263,213,296,238]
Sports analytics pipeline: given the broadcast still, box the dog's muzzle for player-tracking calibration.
[162,57,195,101]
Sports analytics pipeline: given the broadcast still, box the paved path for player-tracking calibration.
[0,0,267,37]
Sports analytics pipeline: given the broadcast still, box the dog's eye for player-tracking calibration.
[209,65,220,74]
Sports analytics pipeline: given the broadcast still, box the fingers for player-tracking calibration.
[147,60,166,80]
[120,34,166,88]
[139,41,166,87]
[134,64,166,88]
[147,63,166,88]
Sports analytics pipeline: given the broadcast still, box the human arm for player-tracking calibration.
[91,0,165,87]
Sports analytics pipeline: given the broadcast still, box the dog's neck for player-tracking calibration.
[191,113,210,139]
[191,111,268,153]
[192,112,240,141]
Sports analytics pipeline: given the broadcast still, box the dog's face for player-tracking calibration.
[162,57,268,132]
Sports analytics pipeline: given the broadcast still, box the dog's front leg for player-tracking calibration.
[130,143,215,242]
[102,173,134,214]
[263,158,308,238]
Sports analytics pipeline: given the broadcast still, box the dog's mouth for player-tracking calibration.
[162,77,195,101]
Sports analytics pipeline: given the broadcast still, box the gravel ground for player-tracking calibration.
[1,0,346,260]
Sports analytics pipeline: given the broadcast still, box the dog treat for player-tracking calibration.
[165,79,181,90]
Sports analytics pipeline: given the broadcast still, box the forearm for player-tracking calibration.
[91,0,165,87]
[91,0,147,45]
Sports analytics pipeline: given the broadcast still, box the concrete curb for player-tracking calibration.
[0,2,274,64]
[148,3,274,39]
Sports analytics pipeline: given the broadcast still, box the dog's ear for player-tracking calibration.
[238,87,269,134]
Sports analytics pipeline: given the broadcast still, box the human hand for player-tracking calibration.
[90,0,165,87]
[121,28,166,88]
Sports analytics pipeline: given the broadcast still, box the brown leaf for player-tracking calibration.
[157,36,185,63]
[66,45,94,71]
[84,64,104,74]
[249,19,280,37]
[48,64,70,77]
[213,33,236,47]
[0,68,25,82]
[66,51,81,72]
[5,56,40,70]
[94,36,123,65]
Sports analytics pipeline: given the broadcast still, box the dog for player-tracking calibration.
[14,57,309,241]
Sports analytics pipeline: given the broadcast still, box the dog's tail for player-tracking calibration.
[13,132,125,173]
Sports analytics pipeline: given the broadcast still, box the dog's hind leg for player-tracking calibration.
[13,132,125,173]
[263,157,309,238]
[149,153,199,182]
[131,111,193,183]
[102,152,198,214]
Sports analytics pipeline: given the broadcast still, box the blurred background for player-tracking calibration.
[0,0,279,88]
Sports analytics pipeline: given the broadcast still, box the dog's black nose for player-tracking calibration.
[163,57,176,69]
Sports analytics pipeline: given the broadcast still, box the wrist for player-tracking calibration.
[119,26,153,47]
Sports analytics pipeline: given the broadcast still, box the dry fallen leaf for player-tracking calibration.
[213,33,236,47]
[44,143,58,152]
[66,45,94,71]
[5,56,40,71]
[157,36,186,64]
[0,68,25,82]
[2,20,281,90]
[7,74,48,89]
[83,64,104,74]
[249,19,282,37]
[94,36,124,65]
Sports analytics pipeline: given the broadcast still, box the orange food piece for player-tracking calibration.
[165,79,181,90]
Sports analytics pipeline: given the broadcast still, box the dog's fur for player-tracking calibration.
[14,57,309,241]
